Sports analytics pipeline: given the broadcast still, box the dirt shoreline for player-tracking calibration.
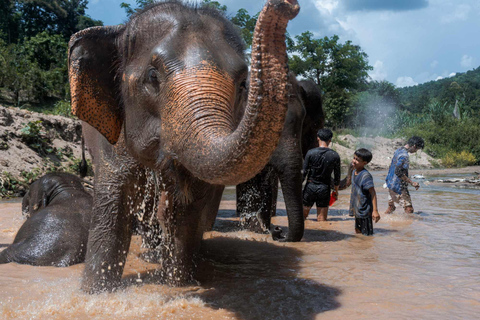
[2,104,477,197]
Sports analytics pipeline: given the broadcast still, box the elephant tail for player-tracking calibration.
[79,132,88,178]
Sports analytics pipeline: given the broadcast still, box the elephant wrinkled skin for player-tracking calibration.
[0,173,92,267]
[68,0,300,292]
[237,77,324,238]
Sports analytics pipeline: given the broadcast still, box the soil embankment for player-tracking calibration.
[0,105,87,196]
[0,105,461,196]
[332,134,436,170]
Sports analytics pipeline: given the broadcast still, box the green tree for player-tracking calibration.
[230,8,258,47]
[1,32,68,105]
[201,0,227,13]
[120,0,156,17]
[288,32,372,127]
[1,41,42,105]
[0,0,21,43]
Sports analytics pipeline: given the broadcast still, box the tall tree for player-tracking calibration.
[201,0,227,13]
[120,0,156,17]
[230,8,258,47]
[1,0,102,42]
[288,32,372,127]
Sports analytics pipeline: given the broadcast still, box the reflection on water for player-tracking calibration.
[1,170,479,319]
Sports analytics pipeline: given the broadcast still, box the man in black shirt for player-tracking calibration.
[303,128,341,221]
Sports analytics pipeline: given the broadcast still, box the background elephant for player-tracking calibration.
[236,77,324,234]
[0,172,92,266]
[69,0,300,292]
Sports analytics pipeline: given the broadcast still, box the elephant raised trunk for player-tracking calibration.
[164,0,300,186]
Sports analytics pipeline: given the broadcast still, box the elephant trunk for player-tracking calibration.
[164,0,300,185]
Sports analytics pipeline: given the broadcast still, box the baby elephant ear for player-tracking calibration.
[68,26,125,145]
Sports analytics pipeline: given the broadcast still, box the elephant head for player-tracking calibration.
[68,0,300,186]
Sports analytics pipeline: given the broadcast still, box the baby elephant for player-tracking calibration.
[0,172,92,267]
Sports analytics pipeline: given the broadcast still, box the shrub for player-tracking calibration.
[442,151,477,168]
[51,100,72,118]
[398,117,480,163]
[20,120,54,156]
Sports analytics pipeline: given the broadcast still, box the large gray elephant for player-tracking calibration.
[68,0,300,292]
[0,173,92,266]
[236,78,324,234]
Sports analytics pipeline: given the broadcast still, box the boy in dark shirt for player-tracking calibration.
[303,128,341,221]
[349,148,380,235]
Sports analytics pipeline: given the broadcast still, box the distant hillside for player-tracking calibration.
[397,66,480,116]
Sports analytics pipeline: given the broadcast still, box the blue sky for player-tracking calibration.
[86,0,480,88]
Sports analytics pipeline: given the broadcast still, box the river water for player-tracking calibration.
[0,169,479,319]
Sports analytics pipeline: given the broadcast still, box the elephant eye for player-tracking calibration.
[240,80,247,90]
[148,68,159,83]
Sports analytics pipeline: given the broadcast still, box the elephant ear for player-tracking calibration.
[68,26,125,144]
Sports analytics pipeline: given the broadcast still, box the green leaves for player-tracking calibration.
[288,32,372,128]
[230,8,258,47]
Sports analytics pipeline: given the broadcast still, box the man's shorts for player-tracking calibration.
[303,182,330,207]
[388,188,412,208]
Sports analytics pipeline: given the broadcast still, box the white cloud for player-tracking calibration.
[441,4,470,23]
[395,76,418,88]
[461,55,474,68]
[430,60,439,68]
[435,76,443,81]
[314,0,340,15]
[449,72,457,77]
[369,60,387,81]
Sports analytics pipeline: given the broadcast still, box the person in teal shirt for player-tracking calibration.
[349,148,380,235]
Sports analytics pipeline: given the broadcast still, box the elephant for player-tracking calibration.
[68,0,300,292]
[236,77,324,234]
[0,172,93,266]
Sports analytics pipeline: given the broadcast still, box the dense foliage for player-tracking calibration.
[288,32,372,127]
[0,0,101,109]
[350,72,480,165]
[398,67,480,118]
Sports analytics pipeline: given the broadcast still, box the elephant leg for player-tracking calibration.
[257,166,278,231]
[158,181,221,285]
[236,166,276,233]
[82,188,134,292]
[270,179,278,217]
[81,163,139,293]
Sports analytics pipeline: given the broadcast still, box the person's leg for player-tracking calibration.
[316,207,328,221]
[302,183,314,220]
[385,189,397,214]
[303,206,312,220]
[315,185,330,221]
[401,188,414,213]
[354,218,361,234]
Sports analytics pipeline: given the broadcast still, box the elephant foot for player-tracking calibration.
[139,249,162,264]
[271,226,285,241]
[81,274,122,294]
[239,209,271,234]
[157,256,198,287]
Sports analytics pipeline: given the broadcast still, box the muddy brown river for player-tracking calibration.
[1,169,479,319]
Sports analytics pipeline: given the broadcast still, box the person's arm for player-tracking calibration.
[332,155,341,198]
[369,187,380,223]
[338,163,353,190]
[302,152,311,182]
[394,156,419,190]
